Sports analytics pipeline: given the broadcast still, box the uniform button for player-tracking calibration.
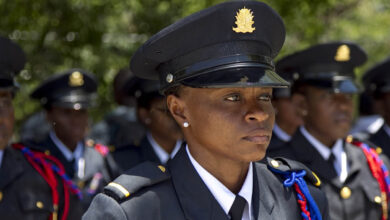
[376,147,383,154]
[36,201,44,209]
[166,74,174,83]
[374,196,382,204]
[340,187,351,199]
[158,165,166,172]
[0,191,3,202]
[44,150,50,155]
[270,159,279,168]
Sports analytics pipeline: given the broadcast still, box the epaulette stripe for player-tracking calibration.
[312,172,321,187]
[108,182,130,197]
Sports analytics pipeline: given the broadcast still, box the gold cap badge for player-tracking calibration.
[334,44,350,62]
[233,7,255,33]
[69,71,84,87]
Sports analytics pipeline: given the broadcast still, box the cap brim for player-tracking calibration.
[174,67,289,90]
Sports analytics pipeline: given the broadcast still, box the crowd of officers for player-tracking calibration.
[1,1,390,220]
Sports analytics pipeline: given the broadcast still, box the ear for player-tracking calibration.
[137,107,152,126]
[167,94,188,128]
[291,93,308,118]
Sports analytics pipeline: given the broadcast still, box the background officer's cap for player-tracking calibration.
[363,57,390,95]
[31,69,97,110]
[272,67,294,99]
[130,1,289,92]
[123,75,161,100]
[277,42,367,94]
[0,35,26,90]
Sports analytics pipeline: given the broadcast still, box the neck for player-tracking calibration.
[150,132,177,154]
[304,125,335,148]
[187,141,249,194]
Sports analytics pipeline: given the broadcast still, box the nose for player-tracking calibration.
[244,101,271,123]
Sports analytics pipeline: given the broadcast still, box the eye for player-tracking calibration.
[258,94,272,102]
[224,94,241,101]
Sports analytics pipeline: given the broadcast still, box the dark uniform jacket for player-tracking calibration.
[0,146,84,220]
[267,130,288,156]
[369,125,390,158]
[83,147,329,220]
[28,135,121,210]
[112,136,164,171]
[269,129,389,220]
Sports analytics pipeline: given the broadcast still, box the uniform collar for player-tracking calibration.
[186,145,253,220]
[146,132,182,164]
[273,123,291,142]
[49,130,84,162]
[300,126,348,182]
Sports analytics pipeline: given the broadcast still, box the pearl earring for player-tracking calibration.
[183,122,189,128]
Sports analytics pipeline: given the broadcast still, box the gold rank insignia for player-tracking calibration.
[233,7,255,33]
[334,44,350,62]
[69,71,84,87]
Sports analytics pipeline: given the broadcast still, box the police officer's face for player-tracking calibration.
[273,97,303,134]
[0,91,14,150]
[375,92,390,125]
[139,98,183,143]
[298,86,354,146]
[46,106,89,149]
[167,87,274,162]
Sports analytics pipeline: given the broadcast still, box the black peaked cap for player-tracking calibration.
[276,42,367,94]
[0,36,26,89]
[363,57,390,94]
[130,1,289,91]
[123,75,161,99]
[31,69,97,109]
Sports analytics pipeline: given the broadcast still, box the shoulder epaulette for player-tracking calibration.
[104,162,170,202]
[266,157,322,220]
[267,157,321,187]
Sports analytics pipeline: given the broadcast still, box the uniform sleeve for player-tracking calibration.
[82,193,127,220]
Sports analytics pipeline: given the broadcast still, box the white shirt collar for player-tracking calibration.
[0,149,4,169]
[273,123,291,142]
[300,126,348,182]
[49,130,84,162]
[384,124,390,138]
[147,132,182,164]
[186,145,253,220]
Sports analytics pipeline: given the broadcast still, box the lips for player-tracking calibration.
[243,129,271,144]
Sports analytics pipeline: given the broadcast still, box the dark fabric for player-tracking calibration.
[111,136,163,171]
[0,146,84,220]
[266,131,288,156]
[83,147,329,220]
[269,129,389,220]
[229,195,246,220]
[26,134,120,211]
[369,125,390,158]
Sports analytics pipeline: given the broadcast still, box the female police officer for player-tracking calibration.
[83,1,329,219]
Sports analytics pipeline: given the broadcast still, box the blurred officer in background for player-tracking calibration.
[88,68,146,148]
[363,58,390,157]
[269,42,390,220]
[84,1,329,219]
[28,69,120,210]
[111,76,183,171]
[267,68,303,154]
[0,36,84,219]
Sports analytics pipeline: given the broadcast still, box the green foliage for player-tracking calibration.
[1,0,390,134]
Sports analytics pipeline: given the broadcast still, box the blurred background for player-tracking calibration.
[1,0,390,137]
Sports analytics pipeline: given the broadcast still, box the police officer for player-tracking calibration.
[363,58,390,157]
[0,36,84,219]
[88,68,146,147]
[267,69,303,153]
[111,76,183,171]
[268,42,390,220]
[29,69,120,209]
[84,1,329,219]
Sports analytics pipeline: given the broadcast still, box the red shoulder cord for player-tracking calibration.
[347,137,389,220]
[13,143,70,220]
